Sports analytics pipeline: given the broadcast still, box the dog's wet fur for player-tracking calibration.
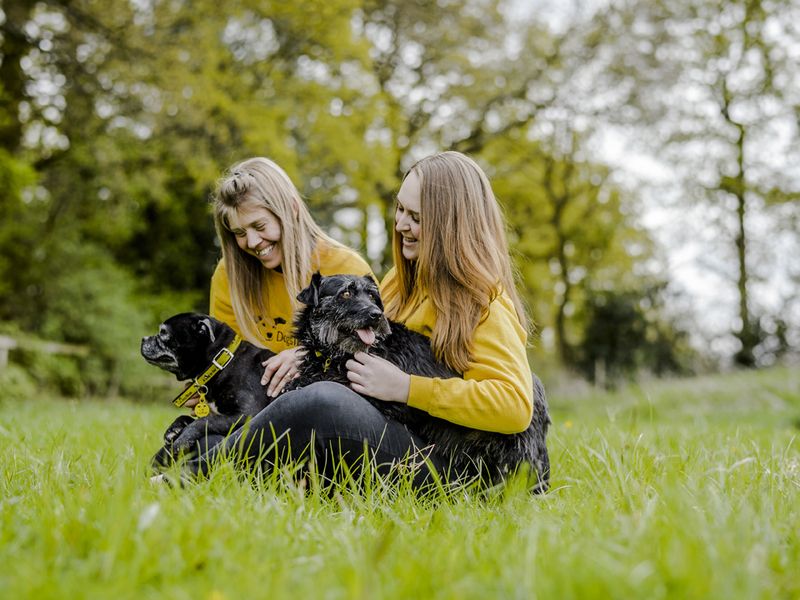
[289,273,551,490]
[141,314,276,469]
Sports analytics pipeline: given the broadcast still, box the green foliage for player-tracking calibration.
[485,134,658,367]
[2,236,183,396]
[576,288,696,387]
[0,148,37,307]
[0,363,38,401]
[1,367,798,597]
[12,350,85,397]
[37,241,170,396]
[2,0,795,381]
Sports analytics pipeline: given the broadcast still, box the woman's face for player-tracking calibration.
[395,171,422,261]
[228,200,283,269]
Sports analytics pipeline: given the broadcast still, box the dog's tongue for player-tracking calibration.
[356,328,376,346]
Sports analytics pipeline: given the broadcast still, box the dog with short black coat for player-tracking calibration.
[141,313,276,469]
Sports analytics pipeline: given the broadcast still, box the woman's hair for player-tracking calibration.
[383,151,528,373]
[212,157,341,347]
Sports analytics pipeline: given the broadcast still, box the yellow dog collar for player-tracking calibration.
[173,336,243,408]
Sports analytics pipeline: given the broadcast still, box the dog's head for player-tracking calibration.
[295,273,391,356]
[141,313,227,380]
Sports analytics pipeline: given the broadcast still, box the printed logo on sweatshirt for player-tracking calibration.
[256,316,298,347]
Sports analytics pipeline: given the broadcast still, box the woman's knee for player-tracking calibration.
[267,381,362,430]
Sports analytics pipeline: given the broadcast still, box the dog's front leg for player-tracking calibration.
[150,414,197,472]
[164,415,196,444]
[171,414,247,458]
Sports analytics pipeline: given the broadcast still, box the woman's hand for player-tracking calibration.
[262,347,304,397]
[346,352,410,404]
[177,382,201,412]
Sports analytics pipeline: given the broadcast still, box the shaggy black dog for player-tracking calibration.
[141,313,276,468]
[288,272,551,490]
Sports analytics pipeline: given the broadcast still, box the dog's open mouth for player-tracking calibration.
[351,318,390,349]
[355,328,377,346]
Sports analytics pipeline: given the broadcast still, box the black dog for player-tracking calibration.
[288,273,551,490]
[141,313,276,468]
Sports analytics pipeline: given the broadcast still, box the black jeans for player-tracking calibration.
[185,382,455,488]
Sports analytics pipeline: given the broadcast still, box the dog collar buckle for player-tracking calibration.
[212,347,235,370]
[171,335,242,408]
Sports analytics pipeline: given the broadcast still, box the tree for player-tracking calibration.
[356,0,614,270]
[485,131,657,366]
[601,0,800,366]
[577,286,696,387]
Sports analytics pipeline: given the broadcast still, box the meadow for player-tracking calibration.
[1,367,798,599]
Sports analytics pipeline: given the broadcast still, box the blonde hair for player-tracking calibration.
[213,157,342,347]
[383,151,528,372]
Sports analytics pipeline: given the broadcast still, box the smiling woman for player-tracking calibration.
[395,171,422,261]
[209,157,373,395]
[227,202,284,269]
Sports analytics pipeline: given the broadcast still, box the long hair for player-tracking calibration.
[383,151,528,372]
[212,157,342,347]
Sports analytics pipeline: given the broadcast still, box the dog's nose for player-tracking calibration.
[368,307,383,321]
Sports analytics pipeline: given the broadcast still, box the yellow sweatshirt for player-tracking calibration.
[210,242,372,353]
[381,268,533,434]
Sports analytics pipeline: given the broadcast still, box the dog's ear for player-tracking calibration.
[297,271,322,306]
[197,317,216,343]
[362,274,378,287]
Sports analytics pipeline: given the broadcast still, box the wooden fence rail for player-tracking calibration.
[0,334,89,369]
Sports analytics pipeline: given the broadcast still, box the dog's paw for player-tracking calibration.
[164,415,195,444]
[151,445,176,472]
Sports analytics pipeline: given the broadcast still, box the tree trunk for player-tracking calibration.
[0,1,31,152]
[732,124,756,367]
[554,232,572,365]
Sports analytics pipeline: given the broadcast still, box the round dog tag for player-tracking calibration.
[194,401,210,417]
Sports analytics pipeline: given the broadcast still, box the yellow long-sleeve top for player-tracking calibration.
[210,241,372,353]
[381,268,533,434]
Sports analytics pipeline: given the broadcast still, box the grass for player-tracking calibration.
[1,367,798,599]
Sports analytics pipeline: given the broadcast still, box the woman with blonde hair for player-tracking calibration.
[208,156,372,395]
[349,150,533,435]
[185,151,536,487]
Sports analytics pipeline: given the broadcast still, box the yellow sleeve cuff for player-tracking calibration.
[407,375,436,412]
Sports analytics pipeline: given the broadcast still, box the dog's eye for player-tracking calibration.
[341,291,351,299]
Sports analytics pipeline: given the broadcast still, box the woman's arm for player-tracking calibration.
[348,293,533,434]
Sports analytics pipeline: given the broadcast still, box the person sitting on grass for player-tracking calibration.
[202,156,373,400]
[179,151,538,489]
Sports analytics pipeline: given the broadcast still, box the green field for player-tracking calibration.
[1,367,798,599]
